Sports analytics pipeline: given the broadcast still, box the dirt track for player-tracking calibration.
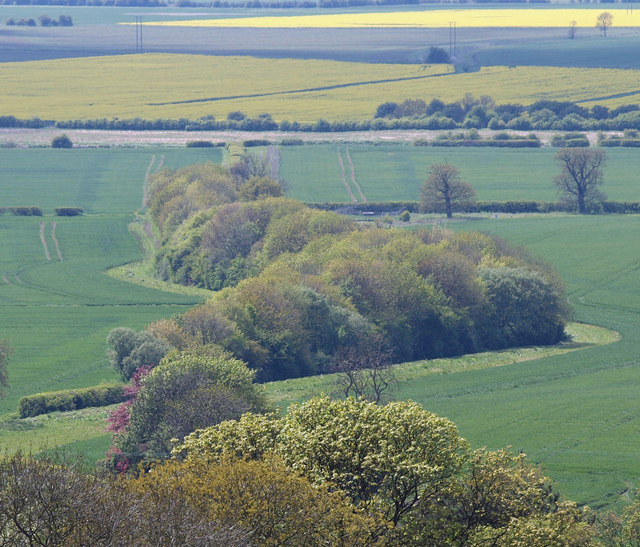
[0,128,604,148]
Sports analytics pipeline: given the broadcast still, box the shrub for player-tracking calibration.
[54,207,83,216]
[51,134,72,148]
[185,140,214,148]
[18,384,126,418]
[9,206,42,216]
[243,139,271,147]
[279,138,304,146]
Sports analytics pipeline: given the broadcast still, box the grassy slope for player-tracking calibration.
[0,148,221,415]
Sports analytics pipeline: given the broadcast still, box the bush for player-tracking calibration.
[243,139,272,147]
[54,207,83,216]
[185,140,214,148]
[18,384,126,418]
[9,206,42,216]
[51,134,72,149]
[279,138,304,146]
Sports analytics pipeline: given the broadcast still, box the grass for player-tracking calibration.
[3,54,640,122]
[145,8,640,29]
[0,148,222,416]
[280,144,640,203]
[264,322,618,410]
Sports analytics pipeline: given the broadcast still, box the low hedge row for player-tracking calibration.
[421,139,541,148]
[599,138,640,147]
[54,207,83,216]
[1,206,43,216]
[18,384,126,418]
[310,201,640,215]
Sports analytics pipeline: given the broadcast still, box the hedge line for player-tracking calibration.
[421,139,541,148]
[309,200,640,215]
[55,207,83,216]
[18,384,126,418]
[0,206,43,216]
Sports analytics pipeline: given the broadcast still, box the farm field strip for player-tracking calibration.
[3,55,640,121]
[279,145,640,203]
[144,9,640,29]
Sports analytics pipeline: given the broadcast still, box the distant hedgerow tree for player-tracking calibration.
[51,134,72,148]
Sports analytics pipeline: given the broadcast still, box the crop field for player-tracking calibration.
[147,8,640,29]
[280,144,640,203]
[3,54,640,122]
[0,148,219,416]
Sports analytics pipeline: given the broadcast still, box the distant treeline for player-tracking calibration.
[4,96,640,132]
[0,0,547,6]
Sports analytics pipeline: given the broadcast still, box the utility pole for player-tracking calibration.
[135,17,143,53]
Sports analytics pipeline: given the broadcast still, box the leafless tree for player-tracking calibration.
[596,12,613,37]
[555,148,606,214]
[332,335,396,404]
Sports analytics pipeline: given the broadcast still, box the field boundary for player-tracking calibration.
[147,72,452,106]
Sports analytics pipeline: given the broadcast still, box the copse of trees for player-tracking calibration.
[142,162,571,382]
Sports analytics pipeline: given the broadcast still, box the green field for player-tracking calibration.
[280,144,640,203]
[0,148,221,418]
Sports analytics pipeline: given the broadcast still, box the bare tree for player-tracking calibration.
[568,20,577,39]
[420,163,476,219]
[332,335,396,404]
[555,148,607,214]
[596,12,613,37]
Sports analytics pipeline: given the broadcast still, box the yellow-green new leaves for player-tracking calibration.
[177,396,468,525]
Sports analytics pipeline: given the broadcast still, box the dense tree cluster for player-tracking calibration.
[146,161,569,381]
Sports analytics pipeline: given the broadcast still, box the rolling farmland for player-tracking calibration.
[3,54,640,122]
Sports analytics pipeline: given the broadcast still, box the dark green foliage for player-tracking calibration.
[106,327,170,380]
[55,207,83,216]
[51,134,72,149]
[426,46,450,63]
[479,267,569,347]
[243,139,272,147]
[115,348,269,463]
[185,140,214,147]
[279,138,304,146]
[551,133,590,147]
[9,206,42,216]
[18,384,126,418]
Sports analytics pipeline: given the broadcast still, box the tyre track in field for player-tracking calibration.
[39,221,51,261]
[51,222,62,261]
[148,72,451,106]
[345,146,366,203]
[336,148,357,203]
[142,154,156,208]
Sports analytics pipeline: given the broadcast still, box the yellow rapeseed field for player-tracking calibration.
[139,9,640,29]
[1,54,638,122]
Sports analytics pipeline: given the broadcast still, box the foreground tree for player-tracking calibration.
[178,396,469,527]
[112,347,269,465]
[555,148,606,214]
[596,12,613,37]
[420,163,476,218]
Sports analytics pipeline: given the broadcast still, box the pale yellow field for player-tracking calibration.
[1,54,638,122]
[139,9,640,29]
